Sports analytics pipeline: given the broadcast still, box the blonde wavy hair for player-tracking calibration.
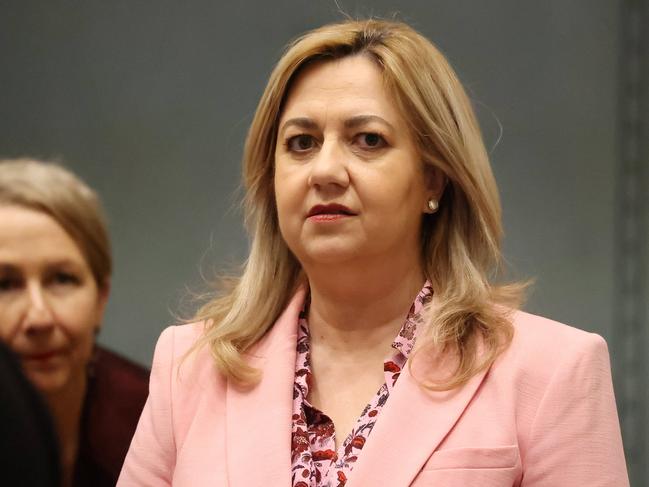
[193,19,524,390]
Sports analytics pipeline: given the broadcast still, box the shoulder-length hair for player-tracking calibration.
[194,19,523,389]
[0,158,112,289]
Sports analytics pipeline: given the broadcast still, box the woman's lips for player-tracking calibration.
[21,352,64,373]
[23,350,63,362]
[309,213,350,222]
[307,203,356,222]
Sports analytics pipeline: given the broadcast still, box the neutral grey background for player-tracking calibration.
[1,0,646,483]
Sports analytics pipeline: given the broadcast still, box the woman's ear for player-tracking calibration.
[423,165,447,212]
[95,278,111,332]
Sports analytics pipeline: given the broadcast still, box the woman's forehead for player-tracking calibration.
[279,56,405,129]
[0,206,87,267]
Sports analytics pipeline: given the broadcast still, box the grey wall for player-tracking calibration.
[2,0,645,482]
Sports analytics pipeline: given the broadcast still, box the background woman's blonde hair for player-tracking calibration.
[194,18,524,389]
[0,158,112,289]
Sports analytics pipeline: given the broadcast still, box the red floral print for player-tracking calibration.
[290,282,433,486]
[383,361,401,373]
[312,449,337,462]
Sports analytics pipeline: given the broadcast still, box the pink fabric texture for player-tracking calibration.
[291,284,433,487]
[118,287,629,486]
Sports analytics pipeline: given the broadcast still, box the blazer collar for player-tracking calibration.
[225,287,306,486]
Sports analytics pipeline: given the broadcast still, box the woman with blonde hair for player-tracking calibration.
[120,19,628,486]
[0,159,149,487]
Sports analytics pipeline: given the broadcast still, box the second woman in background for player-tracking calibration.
[0,159,149,487]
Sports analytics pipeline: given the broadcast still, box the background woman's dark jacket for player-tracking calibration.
[74,346,149,487]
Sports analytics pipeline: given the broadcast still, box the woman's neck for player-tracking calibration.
[45,370,87,487]
[306,261,425,355]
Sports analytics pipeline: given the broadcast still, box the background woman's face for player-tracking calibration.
[274,55,433,269]
[0,205,107,395]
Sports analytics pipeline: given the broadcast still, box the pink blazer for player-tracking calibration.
[118,289,629,486]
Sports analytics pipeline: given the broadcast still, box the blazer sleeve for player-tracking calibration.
[521,334,629,486]
[117,327,177,486]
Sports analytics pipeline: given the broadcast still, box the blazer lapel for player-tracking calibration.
[225,289,306,486]
[346,356,490,487]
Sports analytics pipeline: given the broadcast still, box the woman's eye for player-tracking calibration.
[0,277,21,292]
[355,132,387,150]
[287,134,316,152]
[50,272,80,286]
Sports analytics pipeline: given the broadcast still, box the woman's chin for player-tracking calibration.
[23,366,72,396]
[298,245,365,268]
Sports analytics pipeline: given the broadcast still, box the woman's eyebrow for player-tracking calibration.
[44,259,83,270]
[279,115,395,135]
[344,115,394,131]
[0,264,19,274]
[279,117,318,135]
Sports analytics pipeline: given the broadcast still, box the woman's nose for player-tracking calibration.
[23,283,55,332]
[307,139,350,190]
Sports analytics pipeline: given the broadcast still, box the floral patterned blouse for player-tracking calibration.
[291,283,434,487]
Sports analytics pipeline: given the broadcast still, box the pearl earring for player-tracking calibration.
[427,198,439,213]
